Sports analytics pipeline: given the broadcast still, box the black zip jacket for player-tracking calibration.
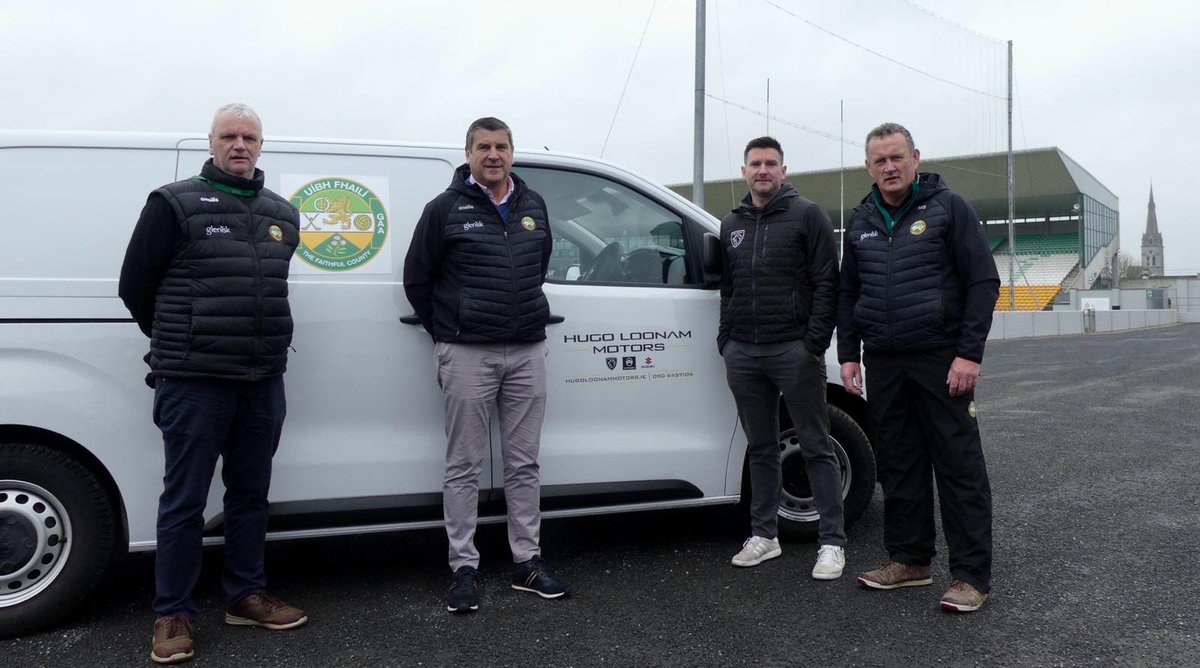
[836,173,999,364]
[718,184,839,356]
[403,165,552,343]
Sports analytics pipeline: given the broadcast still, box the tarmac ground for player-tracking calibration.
[3,324,1198,666]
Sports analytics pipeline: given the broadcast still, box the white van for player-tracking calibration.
[0,132,873,636]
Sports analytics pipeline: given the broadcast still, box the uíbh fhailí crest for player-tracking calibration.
[289,177,389,271]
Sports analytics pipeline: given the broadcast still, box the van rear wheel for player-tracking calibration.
[0,442,118,638]
[776,405,875,540]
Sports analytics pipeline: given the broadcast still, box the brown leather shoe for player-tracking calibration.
[225,591,308,630]
[940,579,988,612]
[150,615,194,664]
[857,560,934,589]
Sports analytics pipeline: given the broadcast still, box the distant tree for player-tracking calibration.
[1117,252,1140,280]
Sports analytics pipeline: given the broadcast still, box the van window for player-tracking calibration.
[518,167,693,286]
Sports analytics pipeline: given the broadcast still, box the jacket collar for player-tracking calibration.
[198,159,264,196]
[734,182,798,217]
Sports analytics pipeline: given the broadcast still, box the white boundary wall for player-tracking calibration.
[989,309,1179,341]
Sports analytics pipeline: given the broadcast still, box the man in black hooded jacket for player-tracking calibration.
[838,122,999,613]
[719,136,846,579]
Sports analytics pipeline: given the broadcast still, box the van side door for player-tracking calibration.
[511,165,738,511]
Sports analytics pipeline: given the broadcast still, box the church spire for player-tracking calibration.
[1145,184,1159,236]
[1141,184,1164,276]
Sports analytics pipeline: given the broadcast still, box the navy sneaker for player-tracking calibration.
[511,556,571,599]
[447,566,481,613]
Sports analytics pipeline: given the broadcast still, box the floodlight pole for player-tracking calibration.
[1006,40,1016,311]
[692,0,705,207]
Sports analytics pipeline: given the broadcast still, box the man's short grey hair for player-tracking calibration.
[864,122,914,156]
[211,103,261,134]
[465,117,513,151]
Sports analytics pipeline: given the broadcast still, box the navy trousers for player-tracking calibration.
[151,376,286,620]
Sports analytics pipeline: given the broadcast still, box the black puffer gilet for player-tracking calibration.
[150,166,300,381]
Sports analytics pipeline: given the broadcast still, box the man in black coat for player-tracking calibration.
[838,122,1000,613]
[119,103,306,664]
[404,117,569,614]
[719,136,846,579]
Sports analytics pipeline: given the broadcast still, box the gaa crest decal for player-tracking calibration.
[289,177,389,271]
[730,229,745,248]
[910,219,927,236]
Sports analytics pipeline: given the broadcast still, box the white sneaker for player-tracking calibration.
[731,536,781,567]
[812,545,845,580]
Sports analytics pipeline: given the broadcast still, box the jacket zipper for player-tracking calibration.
[246,198,263,378]
[504,211,519,340]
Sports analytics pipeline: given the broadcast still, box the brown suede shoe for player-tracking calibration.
[150,615,194,664]
[225,591,308,630]
[857,560,934,589]
[940,579,988,612]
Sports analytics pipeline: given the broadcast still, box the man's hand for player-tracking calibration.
[947,357,980,397]
[840,362,863,397]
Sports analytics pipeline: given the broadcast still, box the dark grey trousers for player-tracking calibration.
[723,340,846,545]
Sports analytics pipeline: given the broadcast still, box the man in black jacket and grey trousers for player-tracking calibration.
[404,117,569,615]
[718,136,846,579]
[838,122,999,613]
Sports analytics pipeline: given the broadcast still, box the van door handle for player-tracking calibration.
[402,314,562,325]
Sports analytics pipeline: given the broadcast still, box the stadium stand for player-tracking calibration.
[1010,233,1078,255]
[992,237,1079,311]
[994,285,1060,311]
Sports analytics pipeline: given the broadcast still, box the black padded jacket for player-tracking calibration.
[718,184,839,356]
[118,160,300,382]
[403,165,552,343]
[836,173,999,364]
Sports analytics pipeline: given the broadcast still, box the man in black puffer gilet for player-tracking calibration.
[119,104,306,664]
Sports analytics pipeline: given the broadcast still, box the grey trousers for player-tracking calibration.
[436,341,547,571]
[723,340,846,545]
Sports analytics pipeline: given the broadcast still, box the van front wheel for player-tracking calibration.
[776,405,876,540]
[0,442,118,638]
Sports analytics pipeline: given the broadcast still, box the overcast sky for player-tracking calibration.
[4,0,1196,274]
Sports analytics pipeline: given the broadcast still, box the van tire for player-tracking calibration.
[775,405,875,540]
[0,442,118,638]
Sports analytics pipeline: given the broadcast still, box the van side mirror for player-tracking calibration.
[702,232,722,287]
